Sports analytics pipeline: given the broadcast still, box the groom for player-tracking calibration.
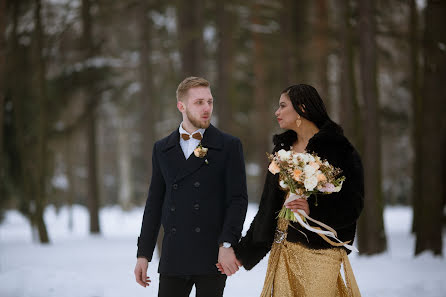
[134,76,248,297]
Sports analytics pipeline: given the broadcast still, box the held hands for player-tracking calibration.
[134,257,151,287]
[285,198,310,216]
[215,246,242,276]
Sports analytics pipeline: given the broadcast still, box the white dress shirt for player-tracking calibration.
[179,123,205,159]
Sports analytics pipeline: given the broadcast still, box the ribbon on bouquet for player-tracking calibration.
[285,193,359,253]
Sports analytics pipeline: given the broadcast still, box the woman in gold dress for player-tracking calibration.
[232,84,363,296]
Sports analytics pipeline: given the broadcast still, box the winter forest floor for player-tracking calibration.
[1,204,445,297]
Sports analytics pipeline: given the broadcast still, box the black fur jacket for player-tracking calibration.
[234,122,364,270]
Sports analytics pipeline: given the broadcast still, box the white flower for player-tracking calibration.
[277,149,292,161]
[307,154,316,163]
[296,153,309,163]
[304,175,318,191]
[279,179,289,189]
[292,154,300,166]
[303,164,317,177]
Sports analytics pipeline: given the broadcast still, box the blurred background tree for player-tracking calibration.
[1,0,444,256]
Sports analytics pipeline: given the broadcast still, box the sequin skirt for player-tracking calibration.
[260,218,361,297]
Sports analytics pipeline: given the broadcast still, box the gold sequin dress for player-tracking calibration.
[260,218,361,297]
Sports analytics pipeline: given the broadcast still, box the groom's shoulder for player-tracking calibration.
[153,130,178,150]
[213,126,242,146]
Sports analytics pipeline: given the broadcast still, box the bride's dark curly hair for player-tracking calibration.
[282,84,343,134]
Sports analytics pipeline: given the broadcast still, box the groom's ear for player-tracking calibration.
[177,100,185,113]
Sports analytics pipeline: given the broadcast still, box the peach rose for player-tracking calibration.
[309,161,320,170]
[268,161,280,174]
[293,169,302,181]
[317,173,327,182]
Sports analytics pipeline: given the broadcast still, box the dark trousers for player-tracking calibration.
[158,274,227,297]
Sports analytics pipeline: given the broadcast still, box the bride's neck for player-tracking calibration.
[292,123,319,148]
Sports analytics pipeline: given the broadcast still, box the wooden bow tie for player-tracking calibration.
[181,132,202,141]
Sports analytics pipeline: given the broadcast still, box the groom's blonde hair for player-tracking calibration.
[176,76,210,102]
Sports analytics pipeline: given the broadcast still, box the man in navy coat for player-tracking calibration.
[134,76,248,297]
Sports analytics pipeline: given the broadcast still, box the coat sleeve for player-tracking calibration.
[137,142,166,261]
[309,149,364,230]
[233,170,285,270]
[218,138,248,246]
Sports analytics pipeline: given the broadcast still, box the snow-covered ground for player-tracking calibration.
[0,204,445,297]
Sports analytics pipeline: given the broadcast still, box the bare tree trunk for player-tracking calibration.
[136,0,163,256]
[252,2,270,203]
[176,0,204,77]
[281,0,310,85]
[33,0,49,243]
[415,0,446,256]
[137,0,155,180]
[117,115,132,211]
[314,0,329,110]
[0,0,5,196]
[410,0,422,234]
[216,0,234,132]
[82,0,100,234]
[338,0,361,151]
[279,0,295,86]
[357,0,387,255]
[64,132,75,232]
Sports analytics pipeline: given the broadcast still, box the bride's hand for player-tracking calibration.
[285,198,310,216]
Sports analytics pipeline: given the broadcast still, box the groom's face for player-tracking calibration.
[178,86,213,129]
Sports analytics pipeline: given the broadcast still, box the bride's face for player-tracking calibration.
[275,93,300,130]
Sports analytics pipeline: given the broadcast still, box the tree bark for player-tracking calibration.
[0,0,6,196]
[176,0,204,77]
[82,0,100,234]
[314,0,329,110]
[33,0,50,243]
[280,0,310,85]
[415,0,446,256]
[137,0,155,181]
[357,0,387,255]
[279,0,295,86]
[410,0,422,234]
[117,115,132,211]
[216,0,234,133]
[252,2,270,203]
[338,0,361,151]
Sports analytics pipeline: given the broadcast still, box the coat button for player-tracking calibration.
[194,181,200,188]
[170,206,176,212]
[193,203,200,210]
[171,227,177,234]
[194,227,201,233]
[172,184,178,190]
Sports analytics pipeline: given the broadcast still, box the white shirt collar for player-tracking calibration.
[178,122,205,139]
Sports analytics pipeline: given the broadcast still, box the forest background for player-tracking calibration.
[0,0,445,257]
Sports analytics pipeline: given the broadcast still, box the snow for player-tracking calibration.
[1,204,445,297]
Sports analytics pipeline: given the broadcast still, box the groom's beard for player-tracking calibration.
[186,109,211,129]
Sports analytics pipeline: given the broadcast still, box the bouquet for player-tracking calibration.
[268,149,357,252]
[268,149,345,222]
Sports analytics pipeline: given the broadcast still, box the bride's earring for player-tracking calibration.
[296,116,301,128]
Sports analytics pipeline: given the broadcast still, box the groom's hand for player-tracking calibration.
[217,247,240,276]
[134,257,151,287]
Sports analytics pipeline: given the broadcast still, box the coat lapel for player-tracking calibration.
[174,124,224,182]
[161,129,186,181]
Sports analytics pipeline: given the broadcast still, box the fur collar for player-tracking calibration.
[272,121,353,156]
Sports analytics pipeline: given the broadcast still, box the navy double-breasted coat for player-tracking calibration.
[137,124,248,275]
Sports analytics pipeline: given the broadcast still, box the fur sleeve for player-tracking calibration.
[234,171,285,270]
[308,148,364,230]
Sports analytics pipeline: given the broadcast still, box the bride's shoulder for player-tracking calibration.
[272,130,297,150]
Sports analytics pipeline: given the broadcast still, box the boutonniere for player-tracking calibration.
[194,143,208,159]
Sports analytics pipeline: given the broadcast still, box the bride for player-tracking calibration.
[226,84,363,296]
